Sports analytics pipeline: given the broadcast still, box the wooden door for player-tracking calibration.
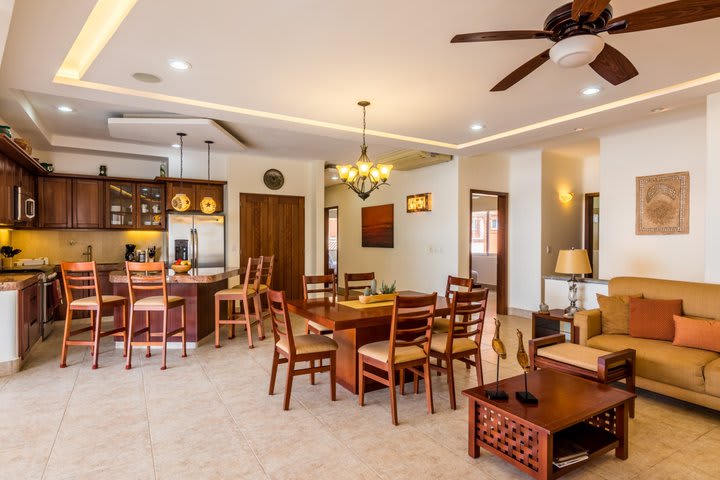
[72,178,104,228]
[38,177,72,228]
[239,193,304,299]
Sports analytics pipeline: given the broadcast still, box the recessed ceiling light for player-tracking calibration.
[171,143,181,148]
[470,124,485,131]
[580,86,602,96]
[57,105,74,113]
[132,72,162,83]
[651,107,669,113]
[574,127,585,132]
[169,59,191,70]
[331,175,339,181]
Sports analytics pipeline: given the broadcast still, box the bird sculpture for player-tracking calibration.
[491,317,507,359]
[485,318,509,400]
[516,329,530,373]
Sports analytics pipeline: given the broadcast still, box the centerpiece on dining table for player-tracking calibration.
[358,279,398,304]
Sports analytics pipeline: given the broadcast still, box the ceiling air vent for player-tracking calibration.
[376,150,452,171]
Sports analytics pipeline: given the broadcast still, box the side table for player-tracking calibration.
[532,309,579,343]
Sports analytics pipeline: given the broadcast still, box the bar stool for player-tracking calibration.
[59,261,128,369]
[267,289,338,410]
[215,256,264,348]
[125,262,187,370]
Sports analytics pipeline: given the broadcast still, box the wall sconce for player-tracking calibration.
[558,192,574,204]
[407,193,432,213]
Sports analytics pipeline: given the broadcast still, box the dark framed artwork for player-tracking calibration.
[362,204,394,248]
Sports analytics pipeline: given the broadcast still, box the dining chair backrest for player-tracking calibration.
[447,289,489,347]
[239,256,263,294]
[445,275,473,299]
[268,289,294,352]
[388,293,437,364]
[126,261,168,305]
[344,272,375,294]
[260,255,274,288]
[303,274,336,300]
[60,261,100,305]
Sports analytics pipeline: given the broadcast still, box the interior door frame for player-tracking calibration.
[469,189,508,315]
[584,193,599,275]
[324,206,338,277]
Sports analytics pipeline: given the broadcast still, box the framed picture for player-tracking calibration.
[362,204,394,248]
[636,171,689,235]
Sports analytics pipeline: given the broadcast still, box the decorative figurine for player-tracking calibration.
[160,163,167,177]
[515,330,538,405]
[485,317,509,400]
[99,165,107,176]
[148,245,156,261]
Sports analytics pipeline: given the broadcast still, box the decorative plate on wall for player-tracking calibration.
[263,169,284,190]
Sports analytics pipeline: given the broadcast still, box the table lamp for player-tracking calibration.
[555,248,592,317]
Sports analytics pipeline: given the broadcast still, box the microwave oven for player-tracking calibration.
[14,186,36,222]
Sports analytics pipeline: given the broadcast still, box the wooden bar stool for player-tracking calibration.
[343,272,375,295]
[358,293,437,425]
[215,256,264,348]
[59,262,128,369]
[267,289,338,410]
[257,254,274,317]
[125,262,187,370]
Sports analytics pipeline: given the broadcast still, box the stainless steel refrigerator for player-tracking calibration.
[166,213,225,274]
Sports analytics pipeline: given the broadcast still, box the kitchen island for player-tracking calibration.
[109,267,243,345]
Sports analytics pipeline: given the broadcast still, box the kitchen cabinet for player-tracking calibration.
[165,182,197,211]
[106,181,164,230]
[38,177,72,228]
[195,183,224,213]
[72,178,104,228]
[162,178,225,213]
[137,183,165,229]
[106,181,135,228]
[18,280,40,359]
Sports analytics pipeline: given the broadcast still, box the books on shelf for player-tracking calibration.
[553,455,589,469]
[553,436,589,468]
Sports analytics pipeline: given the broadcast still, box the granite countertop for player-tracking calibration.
[0,273,43,291]
[108,267,243,284]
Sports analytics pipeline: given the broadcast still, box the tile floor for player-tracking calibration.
[1,311,719,480]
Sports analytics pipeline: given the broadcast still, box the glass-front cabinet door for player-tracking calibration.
[106,182,135,228]
[137,183,165,229]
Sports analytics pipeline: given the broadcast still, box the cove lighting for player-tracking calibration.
[169,59,191,70]
[580,86,602,96]
[57,105,74,113]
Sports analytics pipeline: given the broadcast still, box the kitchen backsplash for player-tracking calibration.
[10,230,164,265]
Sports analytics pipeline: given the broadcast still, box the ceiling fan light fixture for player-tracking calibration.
[549,35,604,68]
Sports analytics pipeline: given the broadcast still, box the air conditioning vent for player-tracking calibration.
[376,150,453,171]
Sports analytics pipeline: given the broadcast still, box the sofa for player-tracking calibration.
[574,276,720,411]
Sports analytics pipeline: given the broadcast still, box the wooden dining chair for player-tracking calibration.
[125,262,187,370]
[427,288,488,409]
[257,254,274,317]
[358,293,437,425]
[59,261,128,369]
[302,274,336,335]
[343,272,375,295]
[215,256,264,348]
[267,289,338,410]
[433,275,473,333]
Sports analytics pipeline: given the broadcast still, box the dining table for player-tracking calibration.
[286,290,450,394]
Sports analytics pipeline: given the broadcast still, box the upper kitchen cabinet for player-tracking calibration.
[137,183,164,229]
[0,135,43,227]
[106,181,135,228]
[38,177,72,228]
[158,178,226,213]
[195,184,224,213]
[72,178,104,229]
[106,181,165,230]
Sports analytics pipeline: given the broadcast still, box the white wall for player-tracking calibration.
[706,94,720,283]
[34,149,163,179]
[599,105,707,281]
[325,159,459,295]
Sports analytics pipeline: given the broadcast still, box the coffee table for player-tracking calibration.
[463,369,635,480]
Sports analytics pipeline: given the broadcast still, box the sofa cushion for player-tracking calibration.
[609,277,720,320]
[629,297,682,341]
[597,294,639,334]
[673,315,720,353]
[586,334,720,393]
[703,357,720,397]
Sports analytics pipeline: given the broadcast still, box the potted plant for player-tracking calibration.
[359,279,398,304]
[1,246,21,268]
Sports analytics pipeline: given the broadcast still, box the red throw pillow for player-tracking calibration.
[673,315,720,353]
[629,297,682,341]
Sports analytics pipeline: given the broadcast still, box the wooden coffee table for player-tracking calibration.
[463,369,635,480]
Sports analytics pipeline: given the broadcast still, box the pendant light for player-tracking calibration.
[336,101,392,200]
[171,132,191,212]
[200,140,217,214]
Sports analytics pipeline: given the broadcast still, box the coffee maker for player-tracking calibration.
[125,244,136,261]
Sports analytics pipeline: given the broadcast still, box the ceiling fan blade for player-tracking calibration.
[491,49,550,92]
[451,30,553,43]
[589,44,639,85]
[572,0,612,21]
[609,0,720,34]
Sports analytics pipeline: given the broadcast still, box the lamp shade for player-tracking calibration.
[555,249,592,275]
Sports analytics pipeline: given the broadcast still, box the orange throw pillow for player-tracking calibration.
[673,315,720,353]
[629,297,682,341]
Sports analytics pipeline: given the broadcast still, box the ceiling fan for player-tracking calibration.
[451,0,720,91]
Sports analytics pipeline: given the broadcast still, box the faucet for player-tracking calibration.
[82,245,93,262]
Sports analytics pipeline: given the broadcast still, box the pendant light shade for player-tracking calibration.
[171,132,191,212]
[200,140,217,214]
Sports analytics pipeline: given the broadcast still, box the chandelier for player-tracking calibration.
[336,101,392,200]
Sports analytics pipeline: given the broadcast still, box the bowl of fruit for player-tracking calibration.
[171,259,192,274]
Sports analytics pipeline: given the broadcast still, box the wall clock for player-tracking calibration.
[263,169,284,190]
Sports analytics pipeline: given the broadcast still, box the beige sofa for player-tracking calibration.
[574,276,720,411]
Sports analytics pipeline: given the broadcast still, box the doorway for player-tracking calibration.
[239,193,305,299]
[324,206,338,277]
[584,193,600,278]
[469,190,508,315]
